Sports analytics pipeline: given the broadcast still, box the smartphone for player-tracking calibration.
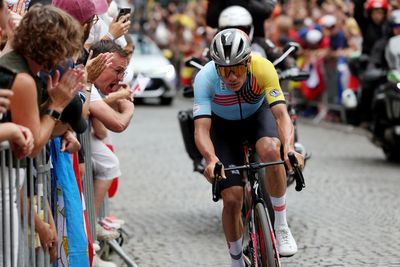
[0,65,17,120]
[0,65,17,90]
[117,8,131,22]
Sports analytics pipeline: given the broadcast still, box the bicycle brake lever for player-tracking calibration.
[212,162,223,202]
[288,152,306,192]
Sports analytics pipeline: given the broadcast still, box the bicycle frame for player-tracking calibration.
[212,142,305,266]
[238,143,281,267]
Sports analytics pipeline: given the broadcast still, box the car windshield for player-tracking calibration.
[133,34,161,56]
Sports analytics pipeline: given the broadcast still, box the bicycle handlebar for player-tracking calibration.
[212,153,305,201]
[288,152,306,192]
[212,162,223,202]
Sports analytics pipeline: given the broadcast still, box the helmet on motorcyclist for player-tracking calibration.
[218,5,254,40]
[365,0,388,12]
[210,28,252,67]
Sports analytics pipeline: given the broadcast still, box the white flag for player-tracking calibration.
[132,74,151,95]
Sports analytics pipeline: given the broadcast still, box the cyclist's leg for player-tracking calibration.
[249,104,297,256]
[211,116,246,267]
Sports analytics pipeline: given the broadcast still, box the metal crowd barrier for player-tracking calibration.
[292,57,346,123]
[0,141,51,267]
[1,128,138,267]
[79,130,139,267]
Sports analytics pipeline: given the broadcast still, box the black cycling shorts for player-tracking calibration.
[211,103,278,192]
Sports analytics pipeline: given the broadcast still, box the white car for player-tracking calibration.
[129,34,177,105]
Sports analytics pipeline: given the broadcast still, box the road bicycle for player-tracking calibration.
[212,143,305,267]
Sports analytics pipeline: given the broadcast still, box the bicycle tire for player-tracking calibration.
[254,202,279,267]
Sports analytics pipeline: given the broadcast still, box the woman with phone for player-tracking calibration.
[0,4,85,157]
[85,4,131,49]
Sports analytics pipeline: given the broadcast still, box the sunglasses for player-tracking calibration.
[216,63,248,78]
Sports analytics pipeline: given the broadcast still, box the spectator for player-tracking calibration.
[85,0,131,49]
[88,40,133,251]
[0,5,85,264]
[354,0,391,55]
[0,4,84,156]
[0,86,33,267]
[320,14,348,58]
[0,89,33,152]
[344,17,363,56]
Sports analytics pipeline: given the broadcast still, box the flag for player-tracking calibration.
[72,153,94,266]
[132,73,151,95]
[50,138,89,267]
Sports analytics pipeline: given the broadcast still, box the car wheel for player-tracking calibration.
[160,97,173,105]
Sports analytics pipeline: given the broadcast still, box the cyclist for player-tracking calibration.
[193,28,304,266]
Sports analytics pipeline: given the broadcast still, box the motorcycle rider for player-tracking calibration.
[218,5,297,71]
[206,0,276,38]
[352,0,391,125]
[368,9,400,70]
[354,0,391,56]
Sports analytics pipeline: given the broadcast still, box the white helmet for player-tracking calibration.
[210,28,252,66]
[218,6,254,40]
[342,88,358,109]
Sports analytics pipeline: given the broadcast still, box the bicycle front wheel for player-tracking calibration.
[254,202,279,267]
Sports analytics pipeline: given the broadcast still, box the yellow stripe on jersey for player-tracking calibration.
[248,54,286,106]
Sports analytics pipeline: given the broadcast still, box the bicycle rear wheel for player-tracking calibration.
[254,202,279,267]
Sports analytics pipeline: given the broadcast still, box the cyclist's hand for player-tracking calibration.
[204,161,226,184]
[285,149,304,173]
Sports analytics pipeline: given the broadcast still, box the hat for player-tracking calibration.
[306,29,323,45]
[52,0,108,24]
[320,14,337,28]
[391,9,400,25]
[60,95,88,134]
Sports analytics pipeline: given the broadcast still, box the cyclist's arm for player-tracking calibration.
[254,56,294,150]
[194,117,225,181]
[270,103,295,153]
[194,118,218,164]
[192,62,224,180]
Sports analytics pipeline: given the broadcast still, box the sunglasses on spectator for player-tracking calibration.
[216,62,248,79]
[85,15,99,25]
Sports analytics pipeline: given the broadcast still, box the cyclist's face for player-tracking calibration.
[217,61,249,91]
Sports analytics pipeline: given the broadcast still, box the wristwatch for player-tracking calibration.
[45,109,62,121]
[85,84,92,93]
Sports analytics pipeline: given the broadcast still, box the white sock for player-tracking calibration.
[270,194,288,226]
[228,237,245,267]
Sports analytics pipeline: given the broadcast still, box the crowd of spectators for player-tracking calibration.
[143,0,400,122]
[0,0,134,266]
[1,0,400,266]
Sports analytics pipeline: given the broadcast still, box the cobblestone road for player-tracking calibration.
[109,97,400,267]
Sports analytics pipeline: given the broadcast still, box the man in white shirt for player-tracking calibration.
[88,40,134,224]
